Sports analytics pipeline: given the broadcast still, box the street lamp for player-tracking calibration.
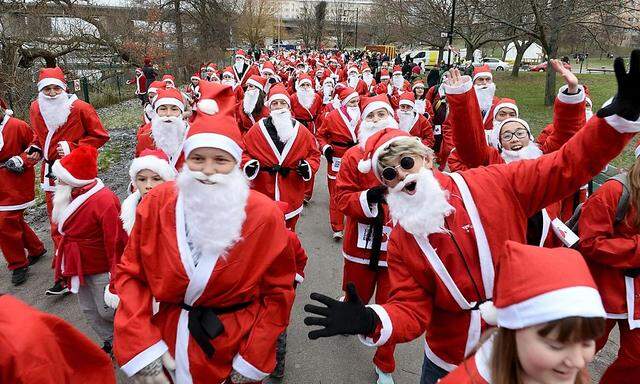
[447,0,456,66]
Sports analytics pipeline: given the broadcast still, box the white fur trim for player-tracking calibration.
[358,304,393,347]
[479,301,497,326]
[473,72,492,82]
[246,78,264,91]
[556,84,585,104]
[231,354,269,381]
[493,103,518,119]
[359,190,378,218]
[0,200,35,212]
[59,141,71,156]
[442,76,473,95]
[412,83,425,91]
[341,91,359,106]
[297,78,312,86]
[155,97,185,112]
[51,160,95,188]
[357,158,371,173]
[147,87,158,95]
[392,70,402,75]
[183,133,242,162]
[120,191,141,235]
[497,286,605,329]
[4,109,13,116]
[342,251,388,267]
[362,101,394,121]
[129,155,176,183]
[380,74,390,80]
[295,273,304,283]
[121,340,169,377]
[268,94,291,107]
[399,99,415,108]
[38,78,66,91]
[242,159,260,180]
[197,99,219,115]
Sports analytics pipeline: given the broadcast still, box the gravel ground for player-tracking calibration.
[0,98,619,383]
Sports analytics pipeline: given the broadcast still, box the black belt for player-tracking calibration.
[261,165,292,177]
[331,141,356,148]
[180,301,252,358]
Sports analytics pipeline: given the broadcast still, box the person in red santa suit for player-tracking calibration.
[50,145,127,354]
[187,73,201,101]
[0,102,46,285]
[136,88,188,172]
[127,67,148,105]
[242,84,320,230]
[162,74,176,89]
[142,80,167,125]
[440,241,607,384]
[260,61,280,94]
[236,75,269,135]
[316,87,361,239]
[345,64,369,96]
[0,294,117,384]
[221,67,245,102]
[362,64,377,96]
[396,93,434,148]
[374,69,392,96]
[578,139,640,383]
[388,65,411,109]
[113,82,296,384]
[27,67,110,295]
[412,80,433,118]
[232,49,259,87]
[332,94,400,384]
[291,73,323,134]
[203,62,219,82]
[303,49,640,384]
[471,64,500,129]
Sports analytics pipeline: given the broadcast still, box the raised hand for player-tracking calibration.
[304,282,378,339]
[597,49,640,121]
[550,59,579,94]
[444,68,471,89]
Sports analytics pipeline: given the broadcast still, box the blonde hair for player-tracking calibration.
[377,137,433,170]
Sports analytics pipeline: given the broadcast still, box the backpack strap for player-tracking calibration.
[608,172,630,224]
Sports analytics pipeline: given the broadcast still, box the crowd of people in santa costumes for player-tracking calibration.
[1,47,639,384]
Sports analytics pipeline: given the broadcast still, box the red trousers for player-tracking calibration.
[342,260,396,373]
[596,319,640,384]
[0,210,45,270]
[304,174,316,200]
[327,177,344,232]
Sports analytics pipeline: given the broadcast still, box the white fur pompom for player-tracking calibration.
[479,301,498,326]
[357,159,372,173]
[197,99,219,115]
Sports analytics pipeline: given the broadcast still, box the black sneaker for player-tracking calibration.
[45,280,70,295]
[28,250,47,266]
[11,267,28,286]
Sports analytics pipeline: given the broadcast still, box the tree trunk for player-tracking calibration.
[465,40,475,61]
[174,0,185,82]
[544,29,559,106]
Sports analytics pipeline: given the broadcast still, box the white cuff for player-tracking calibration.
[121,340,169,377]
[243,159,260,181]
[557,85,585,104]
[300,161,312,181]
[604,115,640,133]
[358,304,393,347]
[359,190,378,218]
[442,76,473,95]
[295,273,304,283]
[59,141,71,156]
[9,156,24,167]
[322,144,332,154]
[231,353,269,381]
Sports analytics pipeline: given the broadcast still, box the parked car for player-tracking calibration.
[530,61,572,72]
[473,57,511,71]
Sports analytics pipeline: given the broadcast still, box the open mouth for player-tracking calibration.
[403,181,417,195]
[511,144,523,151]
[197,179,215,185]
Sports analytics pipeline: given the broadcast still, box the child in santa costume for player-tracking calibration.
[396,93,434,148]
[126,67,148,105]
[333,94,400,384]
[27,67,110,295]
[304,51,640,384]
[0,103,46,285]
[439,241,607,384]
[236,75,269,135]
[316,86,361,239]
[242,84,320,230]
[142,80,167,125]
[411,80,433,117]
[578,140,640,384]
[113,83,296,384]
[0,294,116,383]
[50,145,127,354]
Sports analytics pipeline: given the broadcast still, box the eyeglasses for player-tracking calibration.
[381,156,415,181]
[500,128,529,142]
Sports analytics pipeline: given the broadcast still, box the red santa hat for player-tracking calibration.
[493,98,519,119]
[472,64,492,82]
[357,128,416,178]
[322,76,335,86]
[129,149,175,183]
[51,146,98,187]
[491,241,605,329]
[205,62,217,71]
[337,86,359,106]
[246,75,266,92]
[296,73,313,89]
[347,65,359,75]
[135,68,143,75]
[392,65,402,76]
[147,81,166,95]
[361,64,371,73]
[161,74,175,86]
[38,67,67,92]
[361,94,394,120]
[262,61,276,75]
[267,84,291,107]
[184,83,243,162]
[154,88,185,112]
[398,93,416,109]
[190,72,201,81]
[412,80,425,90]
[235,49,247,60]
[222,67,234,78]
[379,69,390,80]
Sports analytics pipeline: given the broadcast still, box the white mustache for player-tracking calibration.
[184,169,232,185]
[390,172,420,193]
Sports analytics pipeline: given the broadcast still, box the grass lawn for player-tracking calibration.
[495,72,636,169]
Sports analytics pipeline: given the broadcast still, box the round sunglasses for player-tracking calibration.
[381,156,415,181]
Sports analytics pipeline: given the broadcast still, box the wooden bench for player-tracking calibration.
[586,67,614,74]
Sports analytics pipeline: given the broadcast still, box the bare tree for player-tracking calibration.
[236,0,277,49]
[298,1,315,48]
[313,1,327,49]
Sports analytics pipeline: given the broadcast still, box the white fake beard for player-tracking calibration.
[500,142,543,163]
[234,60,245,73]
[358,116,398,148]
[386,168,455,238]
[222,79,236,87]
[177,167,249,259]
[151,115,187,156]
[322,85,334,104]
[347,106,361,122]
[347,75,359,88]
[51,183,73,224]
[363,73,373,86]
[392,75,404,89]
[397,111,415,132]
[415,99,426,115]
[297,88,315,110]
[38,92,72,131]
[120,191,141,235]
[474,83,496,113]
[271,109,296,143]
[243,89,260,115]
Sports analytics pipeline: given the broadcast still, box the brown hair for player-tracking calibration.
[490,317,605,384]
[627,159,640,228]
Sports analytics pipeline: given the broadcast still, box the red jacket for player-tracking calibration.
[316,107,359,180]
[135,123,185,170]
[400,112,435,148]
[236,104,270,135]
[290,93,323,134]
[289,230,308,285]
[0,115,36,210]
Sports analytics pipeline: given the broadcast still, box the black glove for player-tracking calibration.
[297,160,311,180]
[26,145,42,156]
[304,282,378,339]
[597,49,640,121]
[366,185,387,205]
[324,146,334,163]
[623,268,640,278]
[243,159,260,179]
[4,156,24,174]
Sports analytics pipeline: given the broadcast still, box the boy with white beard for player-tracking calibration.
[237,75,269,135]
[242,84,320,230]
[290,73,323,134]
[303,50,640,384]
[135,88,188,171]
[50,145,127,355]
[113,83,296,384]
[396,93,435,148]
[27,67,110,296]
[331,94,399,384]
[316,87,361,239]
